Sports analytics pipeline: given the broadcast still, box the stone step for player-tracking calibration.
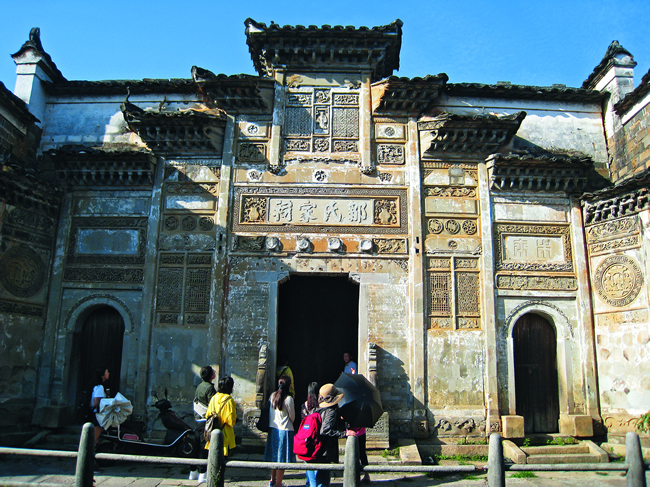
[526,453,602,464]
[522,445,589,455]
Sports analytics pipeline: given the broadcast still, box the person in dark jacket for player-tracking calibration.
[189,365,216,482]
[306,383,347,487]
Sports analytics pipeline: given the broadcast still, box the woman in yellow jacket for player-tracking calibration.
[205,376,237,457]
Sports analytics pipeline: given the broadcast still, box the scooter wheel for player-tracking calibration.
[177,434,196,457]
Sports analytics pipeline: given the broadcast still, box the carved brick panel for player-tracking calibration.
[593,255,643,307]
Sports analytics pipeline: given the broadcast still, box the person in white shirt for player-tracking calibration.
[343,352,357,375]
[263,375,295,487]
[90,367,110,444]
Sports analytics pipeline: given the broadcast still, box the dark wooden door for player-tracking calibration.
[277,275,359,411]
[513,313,559,433]
[77,306,125,403]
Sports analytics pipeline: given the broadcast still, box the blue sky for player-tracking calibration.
[2,0,649,91]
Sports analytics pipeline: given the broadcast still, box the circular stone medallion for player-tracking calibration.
[0,245,47,298]
[594,255,643,307]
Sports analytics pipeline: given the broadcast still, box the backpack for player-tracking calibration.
[293,411,323,461]
[203,413,222,442]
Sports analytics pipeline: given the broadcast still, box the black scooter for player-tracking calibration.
[97,390,195,460]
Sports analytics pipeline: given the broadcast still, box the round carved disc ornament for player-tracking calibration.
[594,255,643,307]
[0,245,47,298]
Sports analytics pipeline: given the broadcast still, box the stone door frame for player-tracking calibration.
[504,300,574,418]
[261,268,371,396]
[61,294,135,410]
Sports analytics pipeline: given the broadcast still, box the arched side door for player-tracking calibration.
[513,313,559,433]
[76,306,125,404]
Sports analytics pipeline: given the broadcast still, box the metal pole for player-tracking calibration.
[344,435,360,487]
[626,431,647,487]
[207,429,224,487]
[487,432,505,487]
[74,423,95,487]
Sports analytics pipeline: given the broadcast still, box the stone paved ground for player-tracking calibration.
[1,454,649,486]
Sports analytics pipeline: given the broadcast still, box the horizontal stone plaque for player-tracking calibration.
[77,229,140,255]
[165,195,215,211]
[232,186,407,235]
[425,198,477,215]
[503,235,564,263]
[267,197,374,226]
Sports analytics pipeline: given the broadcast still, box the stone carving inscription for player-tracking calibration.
[265,197,373,226]
[234,187,407,235]
[504,236,564,263]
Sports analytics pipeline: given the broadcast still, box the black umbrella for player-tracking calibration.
[334,372,383,428]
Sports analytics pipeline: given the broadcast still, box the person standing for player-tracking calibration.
[264,375,295,487]
[306,384,348,487]
[90,367,110,445]
[346,426,370,484]
[343,352,357,375]
[276,355,295,398]
[204,376,236,485]
[300,381,319,486]
[189,366,216,482]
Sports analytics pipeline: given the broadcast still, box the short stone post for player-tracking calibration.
[343,435,360,487]
[626,431,647,487]
[487,433,505,487]
[75,422,95,487]
[207,429,225,487]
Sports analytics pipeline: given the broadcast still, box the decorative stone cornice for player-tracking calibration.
[582,40,636,90]
[47,145,156,188]
[244,18,403,81]
[121,100,226,156]
[191,66,274,113]
[487,152,596,194]
[582,168,650,224]
[0,156,61,217]
[419,112,525,155]
[371,74,448,114]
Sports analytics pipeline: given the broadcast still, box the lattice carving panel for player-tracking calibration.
[283,88,360,156]
[185,268,212,312]
[456,272,480,316]
[156,268,184,311]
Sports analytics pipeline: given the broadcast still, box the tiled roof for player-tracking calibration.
[446,82,604,102]
[0,81,40,124]
[245,18,403,81]
[372,74,448,113]
[43,78,199,96]
[614,67,650,115]
[582,167,650,202]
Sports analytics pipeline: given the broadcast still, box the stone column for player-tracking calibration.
[477,161,500,431]
[211,114,237,376]
[134,157,165,411]
[571,198,600,418]
[406,117,427,436]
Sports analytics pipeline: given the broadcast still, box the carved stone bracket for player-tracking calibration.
[255,343,268,409]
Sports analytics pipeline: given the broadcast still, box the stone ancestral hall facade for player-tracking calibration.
[1,22,649,446]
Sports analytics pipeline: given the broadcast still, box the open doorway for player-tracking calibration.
[277,274,359,410]
[513,313,559,433]
[74,306,125,408]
